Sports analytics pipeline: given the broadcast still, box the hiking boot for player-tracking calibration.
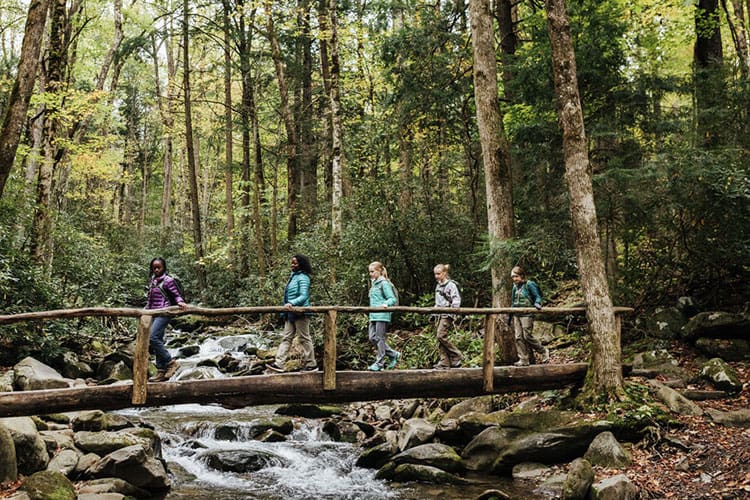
[266,362,285,373]
[149,370,166,382]
[386,351,401,370]
[302,365,319,372]
[513,360,529,367]
[433,363,451,370]
[163,360,179,380]
[541,347,550,363]
[368,363,383,371]
[450,360,462,368]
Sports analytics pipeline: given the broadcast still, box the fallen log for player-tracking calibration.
[0,364,588,418]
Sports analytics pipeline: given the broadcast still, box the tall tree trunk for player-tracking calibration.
[545,0,623,400]
[317,0,333,205]
[469,0,516,363]
[329,0,344,245]
[722,0,750,77]
[0,0,49,198]
[183,0,207,293]
[694,0,724,147]
[222,0,235,264]
[265,0,300,240]
[298,0,317,230]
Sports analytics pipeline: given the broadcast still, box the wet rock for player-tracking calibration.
[700,358,742,393]
[203,449,287,473]
[322,419,362,443]
[85,444,170,491]
[46,448,79,477]
[356,441,399,469]
[177,366,222,380]
[589,474,638,499]
[74,453,101,477]
[19,470,76,500]
[562,458,594,500]
[71,410,132,432]
[391,463,468,485]
[178,345,201,357]
[512,462,550,479]
[275,404,343,419]
[256,429,287,442]
[476,489,512,500]
[77,477,150,498]
[391,443,464,474]
[1,416,49,475]
[214,417,293,441]
[462,426,521,472]
[583,431,631,468]
[397,418,436,451]
[0,424,17,483]
[74,430,156,456]
[97,360,133,383]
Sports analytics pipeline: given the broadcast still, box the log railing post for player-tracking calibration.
[482,314,496,392]
[132,314,152,405]
[323,310,337,390]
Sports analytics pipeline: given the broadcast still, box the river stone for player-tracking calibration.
[46,448,79,477]
[397,418,436,452]
[589,474,638,499]
[492,420,613,474]
[85,444,170,491]
[1,416,50,475]
[462,426,521,472]
[41,429,75,456]
[77,477,150,498]
[97,360,133,383]
[392,443,464,473]
[19,470,76,500]
[648,380,703,416]
[700,358,742,393]
[13,357,72,391]
[583,431,631,468]
[322,419,361,443]
[74,453,101,476]
[74,430,155,456]
[0,370,14,392]
[71,410,132,432]
[356,441,398,469]
[562,458,594,500]
[512,462,550,479]
[0,424,18,483]
[203,449,287,473]
[443,396,496,421]
[391,463,468,485]
[275,404,343,418]
[59,351,94,379]
[256,429,287,442]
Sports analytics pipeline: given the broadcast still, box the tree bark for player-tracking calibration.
[329,0,344,244]
[182,0,207,293]
[0,0,49,198]
[722,0,750,77]
[545,0,623,400]
[469,0,516,363]
[222,0,236,264]
[694,0,724,147]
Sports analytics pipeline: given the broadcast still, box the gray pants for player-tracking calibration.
[368,321,398,367]
[513,315,545,363]
[276,317,317,369]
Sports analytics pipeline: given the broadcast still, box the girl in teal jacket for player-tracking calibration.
[367,261,400,371]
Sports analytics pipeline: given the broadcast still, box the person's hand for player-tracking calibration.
[535,303,542,310]
[178,301,189,311]
[284,303,293,308]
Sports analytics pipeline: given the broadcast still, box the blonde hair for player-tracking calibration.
[369,261,390,280]
[433,263,451,277]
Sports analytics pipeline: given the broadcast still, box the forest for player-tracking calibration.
[0,0,748,369]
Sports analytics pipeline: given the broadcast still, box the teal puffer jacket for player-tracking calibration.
[368,277,397,322]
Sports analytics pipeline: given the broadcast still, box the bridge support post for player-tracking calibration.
[132,314,152,405]
[323,310,337,390]
[483,314,496,392]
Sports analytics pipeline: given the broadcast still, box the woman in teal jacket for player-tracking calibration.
[367,261,400,371]
[267,254,318,372]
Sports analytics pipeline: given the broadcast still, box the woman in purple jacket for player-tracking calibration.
[146,257,187,381]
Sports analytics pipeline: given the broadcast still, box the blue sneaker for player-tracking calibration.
[368,363,383,371]
[386,351,401,370]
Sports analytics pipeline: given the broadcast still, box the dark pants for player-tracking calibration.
[436,316,462,366]
[149,316,173,370]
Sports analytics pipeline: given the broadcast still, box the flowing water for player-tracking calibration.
[118,330,528,499]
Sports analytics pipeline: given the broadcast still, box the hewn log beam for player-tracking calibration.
[0,364,588,418]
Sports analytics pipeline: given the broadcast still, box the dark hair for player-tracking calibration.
[149,257,168,276]
[293,254,313,275]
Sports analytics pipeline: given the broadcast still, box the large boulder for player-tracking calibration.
[46,449,80,477]
[1,417,49,475]
[203,449,287,473]
[71,410,133,432]
[391,443,464,474]
[57,351,94,379]
[700,358,742,393]
[390,463,468,484]
[213,417,294,441]
[13,357,72,391]
[681,312,750,341]
[583,432,631,468]
[74,429,157,456]
[644,307,688,339]
[397,418,436,451]
[629,350,686,377]
[462,426,522,472]
[84,445,170,491]
[355,441,399,469]
[0,424,18,483]
[694,337,750,361]
[77,478,150,499]
[19,470,76,500]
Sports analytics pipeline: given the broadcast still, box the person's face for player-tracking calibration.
[151,261,165,277]
[434,270,446,282]
[291,257,299,271]
[368,266,381,279]
[511,274,523,285]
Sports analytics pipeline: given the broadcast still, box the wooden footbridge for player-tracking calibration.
[0,305,632,418]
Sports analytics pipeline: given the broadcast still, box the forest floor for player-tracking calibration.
[540,340,750,499]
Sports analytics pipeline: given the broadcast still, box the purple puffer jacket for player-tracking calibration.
[146,275,184,309]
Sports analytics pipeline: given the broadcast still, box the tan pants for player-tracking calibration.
[513,315,545,364]
[276,317,316,369]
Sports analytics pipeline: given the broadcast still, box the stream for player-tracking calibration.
[116,329,528,499]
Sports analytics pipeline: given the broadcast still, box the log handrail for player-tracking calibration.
[0,305,634,406]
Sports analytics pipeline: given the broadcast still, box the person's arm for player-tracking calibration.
[163,277,188,309]
[528,281,543,309]
[382,281,397,306]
